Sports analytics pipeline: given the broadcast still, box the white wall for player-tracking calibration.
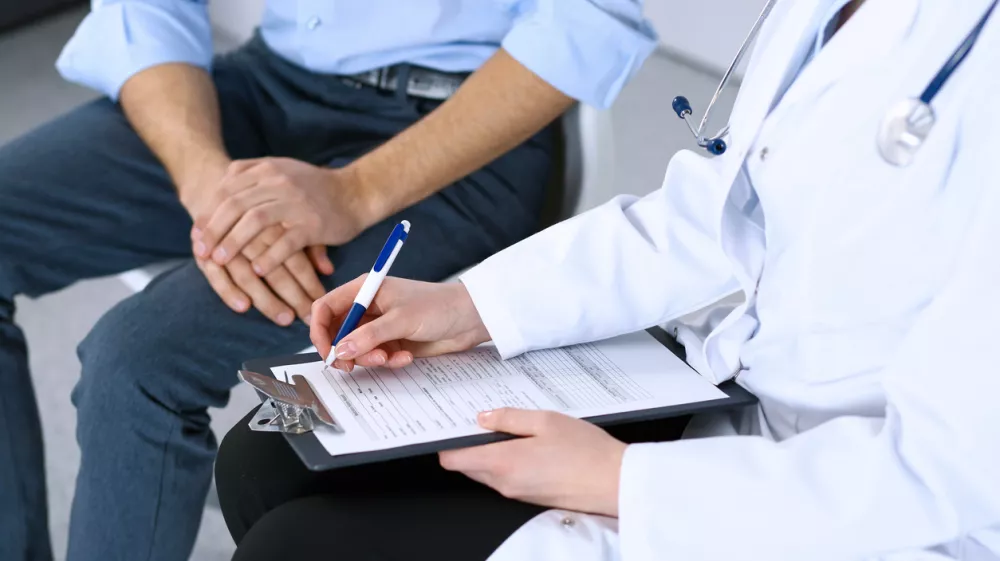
[209,0,265,43]
[644,0,769,76]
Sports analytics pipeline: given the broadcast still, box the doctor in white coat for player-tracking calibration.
[311,0,1000,559]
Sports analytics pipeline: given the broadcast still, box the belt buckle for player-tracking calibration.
[377,67,395,90]
[406,70,456,100]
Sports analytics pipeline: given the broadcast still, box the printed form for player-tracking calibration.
[271,331,725,457]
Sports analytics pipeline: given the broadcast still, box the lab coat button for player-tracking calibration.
[306,16,322,30]
[561,516,576,528]
[759,147,769,161]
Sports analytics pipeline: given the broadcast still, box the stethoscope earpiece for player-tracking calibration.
[707,138,728,156]
[672,95,728,155]
[672,96,693,118]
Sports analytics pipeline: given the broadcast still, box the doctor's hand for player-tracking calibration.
[440,408,626,517]
[309,276,491,370]
[191,158,376,276]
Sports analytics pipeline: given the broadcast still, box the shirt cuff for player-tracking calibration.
[460,263,529,359]
[501,0,657,109]
[56,0,213,100]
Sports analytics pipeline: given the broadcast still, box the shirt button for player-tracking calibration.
[759,147,770,161]
[561,516,576,528]
[306,16,322,30]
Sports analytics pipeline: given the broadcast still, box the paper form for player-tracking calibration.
[270,330,726,457]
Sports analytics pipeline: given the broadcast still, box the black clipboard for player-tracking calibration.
[242,327,757,471]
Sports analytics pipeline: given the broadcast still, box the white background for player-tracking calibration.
[646,0,770,74]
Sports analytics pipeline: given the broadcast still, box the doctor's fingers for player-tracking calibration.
[477,408,564,437]
[333,310,417,360]
[312,275,371,316]
[309,276,371,355]
[341,336,487,371]
[346,340,410,367]
[439,439,515,475]
[450,468,502,493]
[332,341,412,372]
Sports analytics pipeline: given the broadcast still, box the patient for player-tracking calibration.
[0,1,656,560]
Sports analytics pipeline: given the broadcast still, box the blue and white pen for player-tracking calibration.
[324,220,410,367]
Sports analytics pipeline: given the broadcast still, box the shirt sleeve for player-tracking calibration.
[501,0,657,109]
[617,73,1000,561]
[461,150,737,358]
[55,0,213,100]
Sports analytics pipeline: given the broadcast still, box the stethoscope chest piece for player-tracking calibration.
[877,98,936,168]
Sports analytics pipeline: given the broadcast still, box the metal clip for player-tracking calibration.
[238,370,342,435]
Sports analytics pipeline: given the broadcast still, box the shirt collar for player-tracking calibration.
[813,0,860,56]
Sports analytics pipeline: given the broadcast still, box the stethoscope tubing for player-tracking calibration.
[676,0,998,156]
[920,0,998,104]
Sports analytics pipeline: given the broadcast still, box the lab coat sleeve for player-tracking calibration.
[617,112,1000,560]
[461,150,738,358]
[56,0,213,100]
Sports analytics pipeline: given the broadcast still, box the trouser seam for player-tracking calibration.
[144,415,179,561]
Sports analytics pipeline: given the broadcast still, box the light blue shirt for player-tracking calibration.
[56,0,658,109]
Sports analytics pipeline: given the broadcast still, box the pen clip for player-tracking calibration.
[373,221,409,273]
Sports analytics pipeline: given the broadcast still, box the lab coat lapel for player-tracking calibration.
[685,0,828,382]
[709,0,828,285]
[776,0,920,109]
[719,0,826,182]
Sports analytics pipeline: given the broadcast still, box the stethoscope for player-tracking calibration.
[672,0,998,167]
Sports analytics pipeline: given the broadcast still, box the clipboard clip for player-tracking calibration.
[238,370,342,435]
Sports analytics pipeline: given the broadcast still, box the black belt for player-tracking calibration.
[341,65,467,101]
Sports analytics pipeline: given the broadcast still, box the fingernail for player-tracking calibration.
[234,298,249,311]
[252,263,264,276]
[277,312,293,326]
[194,242,207,257]
[373,354,386,365]
[213,247,228,262]
[192,228,203,240]
[336,341,356,358]
[478,410,494,423]
[303,314,312,325]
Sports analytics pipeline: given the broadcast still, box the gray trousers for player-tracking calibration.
[0,36,554,561]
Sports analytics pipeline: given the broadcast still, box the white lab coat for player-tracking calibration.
[460,0,1000,559]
